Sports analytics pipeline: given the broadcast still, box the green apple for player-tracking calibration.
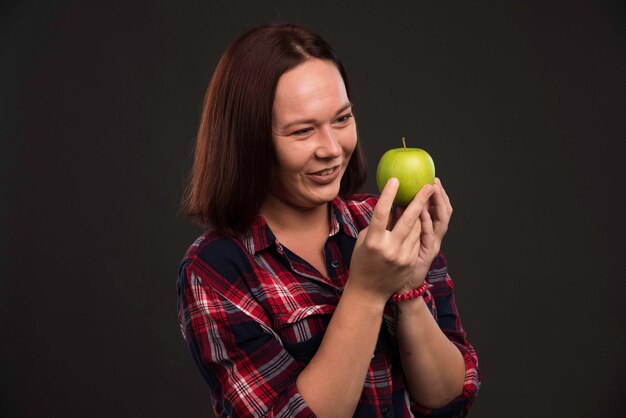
[376,138,436,207]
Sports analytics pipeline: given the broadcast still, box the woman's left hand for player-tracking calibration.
[392,177,453,293]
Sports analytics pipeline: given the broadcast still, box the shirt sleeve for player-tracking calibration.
[178,257,316,418]
[410,252,481,417]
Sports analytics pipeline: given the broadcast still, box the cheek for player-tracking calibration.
[274,143,311,175]
[341,126,358,156]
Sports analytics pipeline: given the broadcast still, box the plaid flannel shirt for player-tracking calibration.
[178,194,480,417]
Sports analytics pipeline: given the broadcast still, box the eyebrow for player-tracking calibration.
[280,102,353,130]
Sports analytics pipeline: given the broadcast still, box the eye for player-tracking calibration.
[335,113,353,124]
[291,127,313,136]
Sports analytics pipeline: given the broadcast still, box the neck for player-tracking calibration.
[260,194,331,236]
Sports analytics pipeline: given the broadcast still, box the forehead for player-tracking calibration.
[273,59,348,123]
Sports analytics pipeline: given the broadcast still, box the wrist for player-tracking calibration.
[391,281,429,303]
[342,280,388,314]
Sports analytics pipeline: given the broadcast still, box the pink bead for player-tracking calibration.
[391,281,428,303]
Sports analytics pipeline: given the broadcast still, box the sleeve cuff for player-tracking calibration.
[409,343,481,417]
[267,382,316,418]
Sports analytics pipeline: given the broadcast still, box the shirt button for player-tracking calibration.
[381,406,391,417]
[330,260,340,268]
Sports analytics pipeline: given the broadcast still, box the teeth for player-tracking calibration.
[317,168,333,175]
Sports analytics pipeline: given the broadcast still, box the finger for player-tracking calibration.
[402,208,423,252]
[392,183,434,241]
[431,178,452,240]
[407,207,435,260]
[369,178,399,238]
[420,205,435,237]
[430,185,450,237]
[424,194,432,213]
[435,177,452,214]
[430,183,448,221]
[416,209,437,259]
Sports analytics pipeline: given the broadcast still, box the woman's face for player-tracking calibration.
[269,59,357,210]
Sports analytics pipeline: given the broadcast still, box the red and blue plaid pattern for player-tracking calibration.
[178,194,480,417]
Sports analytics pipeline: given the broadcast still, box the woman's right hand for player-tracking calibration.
[347,177,435,304]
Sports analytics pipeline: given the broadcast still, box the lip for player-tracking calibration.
[307,165,341,184]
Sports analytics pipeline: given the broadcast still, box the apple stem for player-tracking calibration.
[402,137,407,150]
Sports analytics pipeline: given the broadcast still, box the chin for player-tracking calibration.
[312,188,341,205]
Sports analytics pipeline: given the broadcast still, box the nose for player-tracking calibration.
[315,125,342,159]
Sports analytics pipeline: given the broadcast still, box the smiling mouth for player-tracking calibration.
[315,167,335,175]
[310,165,339,176]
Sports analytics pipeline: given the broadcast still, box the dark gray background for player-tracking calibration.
[2,1,625,417]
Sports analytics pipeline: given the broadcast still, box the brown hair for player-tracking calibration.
[183,23,367,236]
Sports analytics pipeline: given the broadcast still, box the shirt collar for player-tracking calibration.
[241,215,275,255]
[241,197,360,255]
[330,196,361,239]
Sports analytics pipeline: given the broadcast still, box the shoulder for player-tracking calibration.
[177,231,277,343]
[179,229,255,288]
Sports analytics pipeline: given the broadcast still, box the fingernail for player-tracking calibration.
[389,178,398,186]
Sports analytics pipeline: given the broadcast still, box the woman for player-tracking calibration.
[178,23,480,418]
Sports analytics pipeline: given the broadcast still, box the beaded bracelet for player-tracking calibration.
[391,281,429,303]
